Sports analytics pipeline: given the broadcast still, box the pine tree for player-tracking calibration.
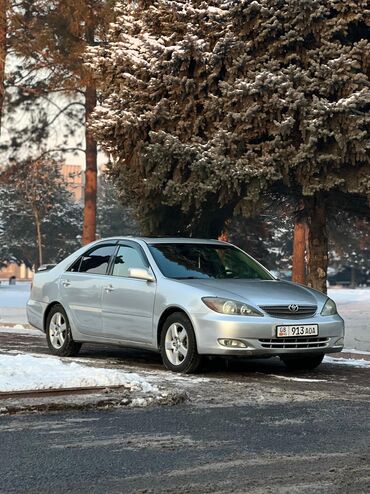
[0,158,82,267]
[96,174,138,238]
[87,0,370,292]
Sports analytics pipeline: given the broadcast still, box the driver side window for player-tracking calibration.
[112,245,148,277]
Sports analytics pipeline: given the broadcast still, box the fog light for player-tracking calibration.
[334,337,344,347]
[218,338,247,348]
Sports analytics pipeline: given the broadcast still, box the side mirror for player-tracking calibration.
[37,264,56,272]
[128,268,155,282]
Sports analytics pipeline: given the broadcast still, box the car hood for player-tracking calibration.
[177,279,322,307]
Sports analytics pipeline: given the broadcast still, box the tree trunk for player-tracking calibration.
[33,208,43,268]
[82,12,98,246]
[0,0,7,133]
[350,266,357,289]
[305,195,328,294]
[292,220,306,284]
[82,85,97,245]
[218,231,229,242]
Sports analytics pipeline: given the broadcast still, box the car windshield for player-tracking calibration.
[148,243,274,280]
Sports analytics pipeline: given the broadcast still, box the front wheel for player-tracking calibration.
[46,304,81,357]
[160,312,203,373]
[281,354,325,371]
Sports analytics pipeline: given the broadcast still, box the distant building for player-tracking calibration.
[61,163,84,203]
[0,263,33,281]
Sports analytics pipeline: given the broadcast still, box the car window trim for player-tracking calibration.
[107,244,120,276]
[69,256,83,274]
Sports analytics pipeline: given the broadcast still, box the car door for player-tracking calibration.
[60,243,117,337]
[101,241,156,344]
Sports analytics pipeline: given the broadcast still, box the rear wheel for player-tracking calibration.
[46,304,81,357]
[160,312,202,373]
[281,354,324,371]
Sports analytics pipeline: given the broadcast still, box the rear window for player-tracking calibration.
[68,245,116,275]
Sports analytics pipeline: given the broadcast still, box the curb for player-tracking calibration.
[0,385,129,400]
[0,389,188,416]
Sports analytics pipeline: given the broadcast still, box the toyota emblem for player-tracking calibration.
[288,304,299,312]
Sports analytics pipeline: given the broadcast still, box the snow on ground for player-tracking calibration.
[341,348,370,356]
[6,351,367,395]
[328,288,370,352]
[0,327,43,336]
[324,355,370,369]
[270,375,328,382]
[0,282,30,307]
[0,307,28,324]
[0,353,158,393]
[0,282,30,324]
[328,288,370,304]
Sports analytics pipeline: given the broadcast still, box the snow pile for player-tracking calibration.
[0,354,158,393]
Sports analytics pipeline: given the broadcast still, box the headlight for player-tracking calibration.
[321,298,337,316]
[202,297,263,316]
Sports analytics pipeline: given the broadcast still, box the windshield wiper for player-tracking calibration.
[174,276,206,280]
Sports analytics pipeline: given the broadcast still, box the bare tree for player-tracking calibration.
[6,0,114,244]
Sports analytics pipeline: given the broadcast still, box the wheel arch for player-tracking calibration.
[156,306,195,349]
[43,301,63,332]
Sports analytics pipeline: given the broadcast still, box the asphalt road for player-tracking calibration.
[2,331,370,493]
[1,398,370,494]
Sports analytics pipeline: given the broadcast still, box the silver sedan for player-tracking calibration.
[27,237,344,373]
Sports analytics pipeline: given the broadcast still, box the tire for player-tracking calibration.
[281,354,324,371]
[160,312,203,373]
[46,304,81,357]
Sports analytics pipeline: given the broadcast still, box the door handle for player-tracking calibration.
[62,280,71,287]
[104,285,114,292]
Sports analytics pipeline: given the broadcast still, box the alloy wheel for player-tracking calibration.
[49,312,67,349]
[164,322,188,366]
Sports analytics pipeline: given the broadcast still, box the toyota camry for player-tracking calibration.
[27,238,344,373]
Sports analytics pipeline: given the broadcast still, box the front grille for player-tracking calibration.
[260,305,317,318]
[259,337,329,349]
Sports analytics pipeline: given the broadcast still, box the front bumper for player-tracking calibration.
[193,312,345,357]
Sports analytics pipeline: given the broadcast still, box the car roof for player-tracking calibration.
[141,237,226,245]
[98,237,227,246]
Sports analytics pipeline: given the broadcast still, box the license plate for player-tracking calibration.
[276,324,319,338]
